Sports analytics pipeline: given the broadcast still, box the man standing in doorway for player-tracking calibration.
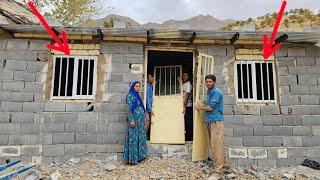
[195,75,225,174]
[146,74,154,140]
[182,72,193,141]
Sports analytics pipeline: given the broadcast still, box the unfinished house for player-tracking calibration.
[0,1,320,168]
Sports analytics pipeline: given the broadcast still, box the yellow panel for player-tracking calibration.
[150,96,185,144]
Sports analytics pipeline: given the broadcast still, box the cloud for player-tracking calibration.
[100,0,320,24]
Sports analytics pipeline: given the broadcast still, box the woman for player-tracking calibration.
[123,81,148,164]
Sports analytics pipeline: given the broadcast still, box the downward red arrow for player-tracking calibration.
[27,1,70,55]
[263,0,287,60]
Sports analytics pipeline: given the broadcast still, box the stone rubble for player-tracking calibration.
[13,156,320,180]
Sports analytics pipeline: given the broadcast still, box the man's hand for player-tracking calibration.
[195,102,204,110]
[151,112,155,117]
[130,121,136,128]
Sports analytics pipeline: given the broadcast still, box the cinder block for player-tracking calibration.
[276,57,295,67]
[86,144,107,153]
[306,47,320,57]
[100,42,130,54]
[258,159,276,167]
[225,137,243,146]
[311,106,320,115]
[21,146,40,156]
[86,124,97,134]
[296,57,316,66]
[276,158,297,167]
[0,70,14,80]
[7,40,29,51]
[290,85,309,95]
[300,95,320,105]
[248,148,267,159]
[24,82,44,93]
[312,126,320,136]
[229,148,247,158]
[2,81,24,91]
[243,116,263,126]
[234,105,260,115]
[275,48,288,57]
[302,137,320,146]
[307,148,320,158]
[97,134,118,144]
[2,146,21,156]
[108,122,126,133]
[106,144,124,153]
[237,159,257,167]
[279,76,297,86]
[6,51,37,61]
[129,44,143,54]
[78,112,98,123]
[123,54,143,64]
[273,127,293,136]
[243,136,263,147]
[0,40,7,51]
[22,102,44,112]
[0,113,11,123]
[98,113,120,123]
[123,73,142,83]
[0,92,12,101]
[109,73,123,82]
[292,106,311,115]
[109,82,130,93]
[293,126,312,136]
[288,48,305,57]
[298,75,318,86]
[282,116,301,126]
[29,40,49,51]
[40,134,52,145]
[208,46,227,56]
[9,135,31,145]
[283,137,302,147]
[262,116,282,126]
[1,102,22,112]
[4,60,27,71]
[14,71,36,81]
[288,148,306,157]
[43,123,64,133]
[11,92,33,102]
[224,127,233,136]
[302,115,320,125]
[11,112,34,123]
[42,145,64,156]
[21,124,40,134]
[65,103,86,112]
[263,137,283,147]
[52,133,75,144]
[0,135,8,145]
[75,134,97,144]
[44,102,66,112]
[278,67,288,76]
[64,123,86,133]
[109,54,124,64]
[26,61,47,73]
[310,86,320,95]
[288,67,308,75]
[254,126,273,136]
[280,86,290,95]
[307,67,320,75]
[233,127,253,136]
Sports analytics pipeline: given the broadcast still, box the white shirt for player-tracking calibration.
[183,81,193,107]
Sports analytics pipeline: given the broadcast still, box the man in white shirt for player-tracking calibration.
[182,72,193,141]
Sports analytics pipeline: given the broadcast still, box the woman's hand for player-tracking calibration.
[130,121,136,128]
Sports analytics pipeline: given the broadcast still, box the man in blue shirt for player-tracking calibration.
[146,74,154,140]
[195,75,225,175]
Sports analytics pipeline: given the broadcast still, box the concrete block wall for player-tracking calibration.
[202,45,320,167]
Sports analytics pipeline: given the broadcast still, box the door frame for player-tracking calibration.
[143,46,197,143]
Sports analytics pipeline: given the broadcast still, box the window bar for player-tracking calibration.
[175,66,177,95]
[72,58,78,98]
[170,67,172,96]
[246,62,250,100]
[64,58,69,97]
[266,62,270,101]
[159,67,161,96]
[240,61,244,102]
[260,62,264,101]
[58,57,63,97]
[164,67,167,95]
[80,59,84,96]
[87,59,91,96]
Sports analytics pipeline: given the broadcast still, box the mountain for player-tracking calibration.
[96,14,230,30]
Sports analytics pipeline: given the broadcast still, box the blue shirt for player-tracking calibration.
[146,83,153,112]
[205,86,224,123]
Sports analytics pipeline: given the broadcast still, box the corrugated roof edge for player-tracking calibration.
[1,24,320,43]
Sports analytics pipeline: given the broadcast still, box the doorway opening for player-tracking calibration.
[146,49,194,144]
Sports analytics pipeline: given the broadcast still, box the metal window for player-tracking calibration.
[154,66,182,96]
[51,56,98,100]
[234,61,276,103]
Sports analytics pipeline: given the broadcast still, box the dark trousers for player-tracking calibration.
[184,107,193,141]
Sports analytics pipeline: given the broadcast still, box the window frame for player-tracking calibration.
[50,55,98,100]
[234,60,277,104]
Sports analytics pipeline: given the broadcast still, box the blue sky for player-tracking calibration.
[100,0,320,24]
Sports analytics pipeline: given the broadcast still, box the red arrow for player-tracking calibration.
[27,1,70,55]
[263,0,287,60]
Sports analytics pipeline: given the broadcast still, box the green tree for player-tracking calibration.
[43,0,101,26]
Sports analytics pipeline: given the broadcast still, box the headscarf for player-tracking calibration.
[126,81,146,113]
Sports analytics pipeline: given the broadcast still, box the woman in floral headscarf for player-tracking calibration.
[123,81,148,164]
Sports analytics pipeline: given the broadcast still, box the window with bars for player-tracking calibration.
[51,56,98,100]
[234,61,276,103]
